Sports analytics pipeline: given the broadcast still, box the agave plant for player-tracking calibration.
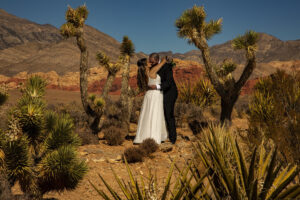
[193,124,300,200]
[89,157,209,200]
[0,76,87,199]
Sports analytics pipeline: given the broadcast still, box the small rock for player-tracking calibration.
[115,154,122,161]
[97,131,105,140]
[129,123,137,133]
[160,143,173,153]
[83,149,104,154]
[92,158,106,163]
[79,151,88,156]
[108,158,120,164]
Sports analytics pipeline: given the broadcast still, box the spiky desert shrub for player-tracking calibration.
[103,127,125,146]
[174,102,205,128]
[248,70,300,164]
[139,138,159,156]
[0,76,87,199]
[123,147,144,163]
[194,124,300,199]
[178,79,218,108]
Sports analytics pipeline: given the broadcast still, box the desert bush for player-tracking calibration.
[101,99,127,145]
[178,79,218,108]
[48,101,88,128]
[48,102,100,145]
[194,124,300,199]
[129,97,143,124]
[0,76,87,199]
[174,102,205,128]
[103,127,125,146]
[248,70,300,164]
[76,126,99,145]
[123,147,144,163]
[139,138,159,156]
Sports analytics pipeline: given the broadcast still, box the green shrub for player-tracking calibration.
[0,76,87,199]
[178,79,218,108]
[248,70,300,164]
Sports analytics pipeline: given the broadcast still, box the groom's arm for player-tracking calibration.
[159,64,173,92]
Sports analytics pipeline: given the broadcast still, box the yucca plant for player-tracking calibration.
[0,76,87,199]
[176,5,258,124]
[193,124,300,199]
[178,79,218,108]
[248,70,300,164]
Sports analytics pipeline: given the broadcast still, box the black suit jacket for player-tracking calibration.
[157,63,178,100]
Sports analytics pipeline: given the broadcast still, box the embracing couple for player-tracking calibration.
[133,53,178,145]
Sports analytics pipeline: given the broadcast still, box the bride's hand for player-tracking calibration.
[165,56,173,63]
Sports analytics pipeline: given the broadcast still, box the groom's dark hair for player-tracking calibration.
[149,53,159,61]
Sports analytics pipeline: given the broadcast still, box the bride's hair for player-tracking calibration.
[137,58,148,92]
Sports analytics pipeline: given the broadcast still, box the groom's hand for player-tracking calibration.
[147,85,157,90]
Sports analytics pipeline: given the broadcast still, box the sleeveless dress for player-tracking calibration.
[133,74,168,144]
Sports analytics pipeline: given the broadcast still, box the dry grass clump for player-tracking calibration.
[123,147,144,163]
[103,127,125,146]
[139,138,159,156]
[123,138,159,163]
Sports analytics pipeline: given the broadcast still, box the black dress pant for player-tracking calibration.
[163,90,178,143]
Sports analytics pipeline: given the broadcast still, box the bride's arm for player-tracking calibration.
[150,58,166,74]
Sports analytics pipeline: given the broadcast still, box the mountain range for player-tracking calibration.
[0,8,300,80]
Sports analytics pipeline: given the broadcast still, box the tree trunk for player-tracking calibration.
[220,93,239,125]
[102,73,116,100]
[120,57,131,133]
[76,34,90,115]
[76,31,102,133]
[120,56,130,105]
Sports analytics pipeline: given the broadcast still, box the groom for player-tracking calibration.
[148,53,178,144]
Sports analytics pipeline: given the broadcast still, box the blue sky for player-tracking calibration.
[1,0,300,54]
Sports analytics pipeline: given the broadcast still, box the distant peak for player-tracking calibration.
[258,32,281,41]
[0,8,8,14]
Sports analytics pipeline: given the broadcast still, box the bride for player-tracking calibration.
[133,57,168,144]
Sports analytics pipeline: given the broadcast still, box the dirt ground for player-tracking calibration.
[5,89,249,200]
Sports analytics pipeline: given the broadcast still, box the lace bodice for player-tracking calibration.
[148,74,161,86]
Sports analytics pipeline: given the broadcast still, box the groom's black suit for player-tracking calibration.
[157,62,178,144]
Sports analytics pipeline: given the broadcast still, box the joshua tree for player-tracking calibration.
[0,76,87,199]
[176,5,258,124]
[60,5,105,132]
[96,52,122,100]
[119,36,135,132]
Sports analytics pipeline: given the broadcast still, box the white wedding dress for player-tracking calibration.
[133,74,168,144]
